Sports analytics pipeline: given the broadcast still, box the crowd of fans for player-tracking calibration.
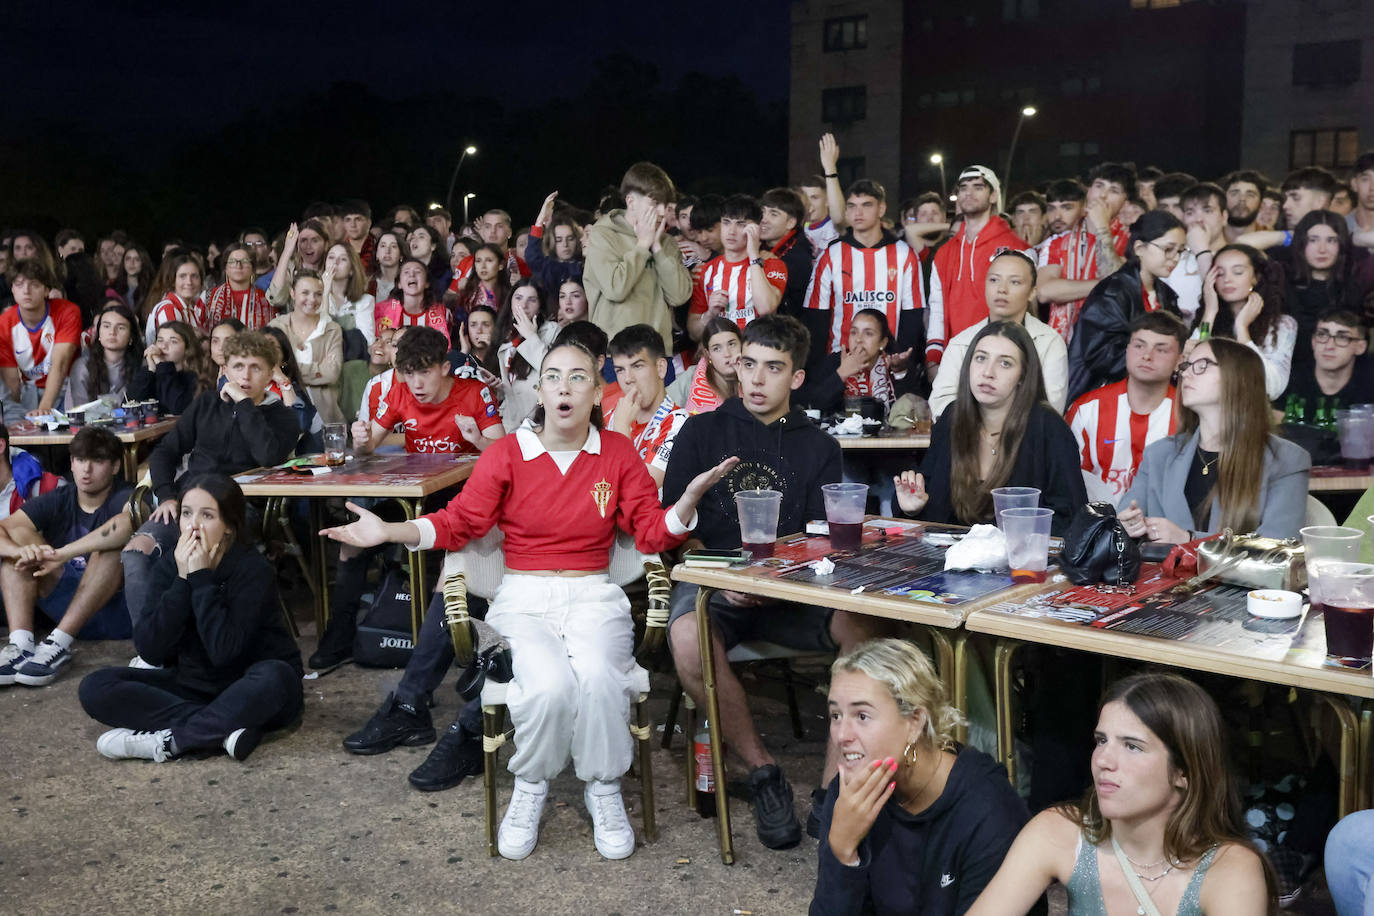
[1,135,1373,913]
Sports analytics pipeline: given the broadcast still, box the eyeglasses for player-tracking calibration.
[1177,357,1218,376]
[538,370,595,389]
[226,258,252,267]
[242,240,267,248]
[1147,241,1185,258]
[1313,329,1360,347]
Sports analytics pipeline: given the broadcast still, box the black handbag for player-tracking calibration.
[1058,502,1141,586]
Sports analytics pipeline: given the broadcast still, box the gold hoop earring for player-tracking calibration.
[903,740,918,766]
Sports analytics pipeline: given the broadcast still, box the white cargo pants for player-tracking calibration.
[486,574,639,783]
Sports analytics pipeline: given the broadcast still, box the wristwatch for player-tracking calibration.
[750,257,765,267]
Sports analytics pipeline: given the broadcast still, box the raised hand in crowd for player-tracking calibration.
[889,347,914,375]
[536,191,559,228]
[894,470,929,515]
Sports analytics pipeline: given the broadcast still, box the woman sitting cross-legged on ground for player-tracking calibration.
[966,672,1274,916]
[79,474,304,764]
[321,341,732,861]
[811,638,1031,916]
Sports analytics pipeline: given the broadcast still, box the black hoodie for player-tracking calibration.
[811,746,1031,916]
[661,397,841,548]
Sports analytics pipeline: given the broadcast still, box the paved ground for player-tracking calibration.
[0,614,1340,915]
[1,630,839,916]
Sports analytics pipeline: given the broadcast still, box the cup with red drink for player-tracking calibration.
[822,482,869,551]
[735,489,782,559]
[1301,525,1374,668]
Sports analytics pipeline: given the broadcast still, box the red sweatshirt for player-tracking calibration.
[410,426,691,571]
[928,216,1029,362]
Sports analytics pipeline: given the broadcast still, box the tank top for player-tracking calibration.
[1066,833,1218,916]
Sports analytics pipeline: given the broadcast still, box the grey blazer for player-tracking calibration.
[1119,431,1311,539]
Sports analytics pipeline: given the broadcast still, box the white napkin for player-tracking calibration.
[943,524,1009,572]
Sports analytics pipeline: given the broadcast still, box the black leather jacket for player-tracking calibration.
[1065,262,1179,405]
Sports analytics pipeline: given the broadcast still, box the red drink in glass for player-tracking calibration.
[742,541,774,559]
[829,521,862,550]
[1011,568,1048,584]
[1318,602,1374,666]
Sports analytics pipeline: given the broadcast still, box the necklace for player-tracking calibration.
[981,428,1002,456]
[1199,450,1219,477]
[899,752,947,813]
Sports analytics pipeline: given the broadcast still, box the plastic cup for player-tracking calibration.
[1002,507,1054,583]
[736,489,783,559]
[822,483,869,550]
[1337,414,1374,469]
[991,487,1041,530]
[1302,525,1374,666]
[323,423,347,466]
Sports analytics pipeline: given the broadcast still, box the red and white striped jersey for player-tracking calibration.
[1039,219,1131,342]
[689,256,788,329]
[803,236,922,352]
[145,294,210,345]
[1066,379,1177,504]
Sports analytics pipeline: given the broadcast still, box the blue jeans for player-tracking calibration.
[1326,810,1374,916]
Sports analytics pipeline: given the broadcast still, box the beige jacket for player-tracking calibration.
[268,313,345,424]
[584,210,693,353]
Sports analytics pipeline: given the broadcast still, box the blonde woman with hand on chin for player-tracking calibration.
[811,639,1029,916]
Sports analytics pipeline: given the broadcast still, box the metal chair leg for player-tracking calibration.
[482,705,503,858]
[782,661,805,740]
[633,696,657,844]
[662,681,683,750]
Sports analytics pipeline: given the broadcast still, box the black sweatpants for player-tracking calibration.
[79,660,303,753]
[395,589,485,734]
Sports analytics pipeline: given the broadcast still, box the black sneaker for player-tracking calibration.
[308,613,356,672]
[408,719,483,791]
[342,693,435,755]
[805,786,827,840]
[749,764,802,850]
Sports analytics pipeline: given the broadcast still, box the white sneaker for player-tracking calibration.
[497,778,548,860]
[585,779,636,860]
[97,728,174,762]
[128,655,160,669]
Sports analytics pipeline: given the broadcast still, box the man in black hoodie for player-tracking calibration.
[663,314,888,850]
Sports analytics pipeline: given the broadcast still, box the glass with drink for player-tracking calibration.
[1002,507,1054,583]
[991,486,1040,530]
[323,423,348,467]
[1301,525,1374,668]
[735,489,782,559]
[1336,411,1374,470]
[822,482,868,551]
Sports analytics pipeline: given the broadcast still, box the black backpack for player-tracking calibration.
[352,566,415,668]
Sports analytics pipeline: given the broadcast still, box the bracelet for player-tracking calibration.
[824,172,838,179]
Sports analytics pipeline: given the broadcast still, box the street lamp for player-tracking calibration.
[1004,106,1037,204]
[929,152,946,200]
[463,192,476,226]
[445,144,478,213]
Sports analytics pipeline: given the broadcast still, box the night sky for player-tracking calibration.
[7,1,790,140]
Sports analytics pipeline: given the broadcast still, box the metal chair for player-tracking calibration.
[439,529,670,857]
